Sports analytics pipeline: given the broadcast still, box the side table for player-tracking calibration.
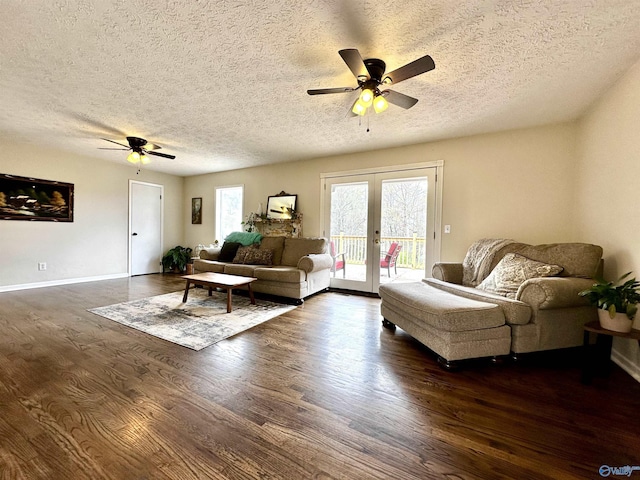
[581,320,640,384]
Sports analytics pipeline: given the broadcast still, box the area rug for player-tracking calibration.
[88,289,296,350]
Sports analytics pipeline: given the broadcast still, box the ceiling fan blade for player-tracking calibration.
[383,90,419,109]
[339,49,369,80]
[101,138,131,149]
[98,147,129,150]
[307,87,357,95]
[146,150,175,160]
[383,55,435,85]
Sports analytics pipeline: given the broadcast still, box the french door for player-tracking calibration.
[322,164,441,293]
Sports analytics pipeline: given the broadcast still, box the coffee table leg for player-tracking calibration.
[248,283,255,305]
[226,288,232,313]
[182,280,191,303]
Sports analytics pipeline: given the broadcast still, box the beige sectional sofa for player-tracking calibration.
[379,240,603,368]
[193,236,333,302]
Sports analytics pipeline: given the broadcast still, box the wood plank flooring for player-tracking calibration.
[0,274,639,479]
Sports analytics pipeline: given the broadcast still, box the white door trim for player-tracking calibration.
[320,161,444,272]
[128,180,164,276]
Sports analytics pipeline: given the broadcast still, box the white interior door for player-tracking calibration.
[322,166,439,293]
[130,181,163,276]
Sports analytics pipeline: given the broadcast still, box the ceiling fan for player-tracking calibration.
[99,136,176,164]
[307,49,435,116]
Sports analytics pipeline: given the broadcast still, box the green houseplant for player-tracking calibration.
[162,245,193,273]
[579,272,640,332]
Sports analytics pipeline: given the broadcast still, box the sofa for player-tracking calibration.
[193,235,333,302]
[379,239,603,368]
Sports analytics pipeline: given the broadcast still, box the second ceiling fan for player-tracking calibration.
[307,48,435,116]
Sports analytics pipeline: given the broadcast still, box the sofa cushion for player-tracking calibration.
[243,248,273,266]
[254,266,305,283]
[193,259,226,273]
[259,236,285,265]
[281,237,328,267]
[424,278,532,325]
[223,264,258,277]
[477,253,563,299]
[218,242,241,262]
[510,243,603,279]
[379,282,505,332]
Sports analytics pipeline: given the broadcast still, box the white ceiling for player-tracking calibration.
[1,1,640,177]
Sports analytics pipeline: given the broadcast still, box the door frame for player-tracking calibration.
[320,161,444,290]
[128,180,164,276]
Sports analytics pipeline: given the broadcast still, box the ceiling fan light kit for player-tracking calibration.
[99,136,176,165]
[308,48,435,116]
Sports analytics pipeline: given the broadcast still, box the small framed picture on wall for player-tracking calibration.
[192,197,202,224]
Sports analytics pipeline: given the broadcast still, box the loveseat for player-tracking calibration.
[193,235,333,302]
[379,239,603,367]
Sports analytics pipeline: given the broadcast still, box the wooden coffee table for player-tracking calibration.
[181,272,258,313]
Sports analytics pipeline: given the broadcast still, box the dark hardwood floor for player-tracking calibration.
[0,274,638,479]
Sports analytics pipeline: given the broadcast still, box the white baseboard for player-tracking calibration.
[612,348,640,384]
[0,273,130,293]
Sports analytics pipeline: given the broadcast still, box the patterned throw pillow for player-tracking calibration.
[243,248,273,266]
[232,245,255,264]
[476,253,563,299]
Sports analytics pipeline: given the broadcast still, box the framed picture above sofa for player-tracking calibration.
[0,173,74,222]
[266,192,297,219]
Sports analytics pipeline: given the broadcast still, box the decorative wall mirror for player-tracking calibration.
[266,192,297,219]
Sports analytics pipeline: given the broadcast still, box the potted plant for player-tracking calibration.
[162,245,193,273]
[579,272,640,333]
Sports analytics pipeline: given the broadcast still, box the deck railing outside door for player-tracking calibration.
[331,234,425,269]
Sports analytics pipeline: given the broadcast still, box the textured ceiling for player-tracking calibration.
[1,0,640,176]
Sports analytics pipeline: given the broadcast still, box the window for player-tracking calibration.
[215,185,243,242]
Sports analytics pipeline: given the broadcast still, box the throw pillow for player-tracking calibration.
[218,242,242,262]
[476,253,564,299]
[243,248,273,266]
[232,245,255,264]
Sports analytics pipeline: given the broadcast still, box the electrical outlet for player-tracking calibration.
[444,225,451,234]
[38,262,47,271]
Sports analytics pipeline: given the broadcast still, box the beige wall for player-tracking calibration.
[0,139,184,289]
[574,59,640,377]
[185,122,579,260]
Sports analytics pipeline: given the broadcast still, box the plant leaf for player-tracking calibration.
[608,304,617,319]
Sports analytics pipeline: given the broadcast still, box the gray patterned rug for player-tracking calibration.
[88,289,296,350]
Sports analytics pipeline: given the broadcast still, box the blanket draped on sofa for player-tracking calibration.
[462,238,515,287]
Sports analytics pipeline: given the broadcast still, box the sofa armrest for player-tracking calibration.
[517,277,595,311]
[200,247,221,260]
[297,253,333,273]
[431,263,463,284]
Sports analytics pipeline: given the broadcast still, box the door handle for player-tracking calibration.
[132,232,138,236]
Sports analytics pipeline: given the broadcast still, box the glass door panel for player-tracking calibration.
[378,177,428,284]
[326,177,374,290]
[324,167,437,294]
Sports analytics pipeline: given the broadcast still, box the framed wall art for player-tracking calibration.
[266,192,297,219]
[0,173,74,222]
[192,197,202,224]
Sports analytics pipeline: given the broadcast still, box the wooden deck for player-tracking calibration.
[0,274,638,479]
